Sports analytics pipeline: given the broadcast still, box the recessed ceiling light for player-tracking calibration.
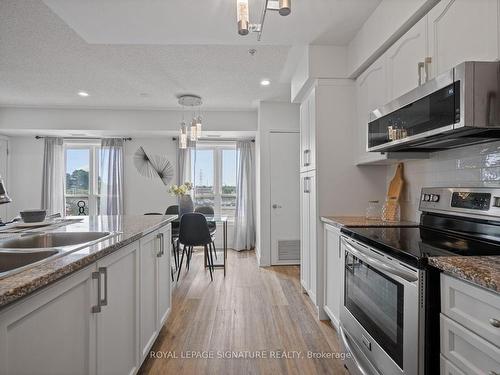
[260,79,270,86]
[77,91,89,97]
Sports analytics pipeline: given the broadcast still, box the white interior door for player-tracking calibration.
[270,132,300,265]
[0,139,8,222]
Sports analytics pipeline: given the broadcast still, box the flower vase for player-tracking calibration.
[178,194,194,218]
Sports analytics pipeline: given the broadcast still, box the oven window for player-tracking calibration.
[344,251,404,368]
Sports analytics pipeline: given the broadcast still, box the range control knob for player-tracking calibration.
[431,194,440,202]
[423,194,431,202]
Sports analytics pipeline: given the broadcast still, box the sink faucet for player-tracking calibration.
[0,175,12,226]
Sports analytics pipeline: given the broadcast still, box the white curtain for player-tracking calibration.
[41,137,65,216]
[233,140,256,251]
[100,138,124,215]
[177,142,191,185]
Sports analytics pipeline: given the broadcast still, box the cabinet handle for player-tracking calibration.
[99,267,108,307]
[489,318,500,328]
[91,270,101,313]
[304,149,311,167]
[424,57,432,82]
[418,61,425,86]
[156,233,164,257]
[304,177,310,193]
[160,233,165,256]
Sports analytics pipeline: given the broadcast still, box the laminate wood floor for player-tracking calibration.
[139,249,348,375]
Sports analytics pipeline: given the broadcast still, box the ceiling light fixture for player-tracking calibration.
[177,94,203,149]
[260,79,271,86]
[78,91,89,97]
[236,0,291,40]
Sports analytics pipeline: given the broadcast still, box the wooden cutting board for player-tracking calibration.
[387,162,404,201]
[382,163,404,222]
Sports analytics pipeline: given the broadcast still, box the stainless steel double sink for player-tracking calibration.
[0,232,115,278]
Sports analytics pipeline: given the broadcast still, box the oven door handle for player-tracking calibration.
[339,325,379,375]
[343,240,419,283]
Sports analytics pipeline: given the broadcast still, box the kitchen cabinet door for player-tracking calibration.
[307,89,316,171]
[157,225,172,328]
[96,243,139,375]
[0,266,96,375]
[299,99,309,173]
[300,174,311,291]
[428,0,499,79]
[307,172,317,304]
[324,224,342,329]
[386,17,428,100]
[355,55,389,165]
[139,231,159,360]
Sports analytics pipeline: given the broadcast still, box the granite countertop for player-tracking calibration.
[429,256,500,293]
[321,215,418,228]
[0,215,177,309]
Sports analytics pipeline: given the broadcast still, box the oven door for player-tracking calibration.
[339,236,422,375]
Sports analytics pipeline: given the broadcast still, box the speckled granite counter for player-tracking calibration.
[0,215,176,309]
[321,216,418,228]
[429,256,500,293]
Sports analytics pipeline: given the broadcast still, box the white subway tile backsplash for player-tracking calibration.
[388,140,500,221]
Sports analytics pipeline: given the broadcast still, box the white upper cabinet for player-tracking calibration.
[386,17,428,101]
[428,0,500,79]
[355,55,388,165]
[300,88,316,173]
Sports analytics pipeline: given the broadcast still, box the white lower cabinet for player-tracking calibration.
[157,226,172,328]
[0,266,96,375]
[323,224,342,329]
[96,242,139,375]
[300,170,317,304]
[139,231,159,360]
[0,224,172,375]
[440,274,500,375]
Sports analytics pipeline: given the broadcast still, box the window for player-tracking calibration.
[64,142,101,216]
[190,143,238,217]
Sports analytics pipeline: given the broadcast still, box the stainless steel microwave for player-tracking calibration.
[367,61,500,152]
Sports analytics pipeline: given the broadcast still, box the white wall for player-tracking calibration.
[291,45,348,102]
[388,141,500,222]
[0,107,257,134]
[123,137,178,215]
[6,137,44,217]
[256,101,300,266]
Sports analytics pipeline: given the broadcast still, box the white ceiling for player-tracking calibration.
[0,0,381,110]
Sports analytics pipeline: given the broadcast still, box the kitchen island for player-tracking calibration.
[0,214,176,375]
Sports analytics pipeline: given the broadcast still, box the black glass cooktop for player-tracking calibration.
[341,225,500,268]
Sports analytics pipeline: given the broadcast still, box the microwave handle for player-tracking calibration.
[343,239,418,283]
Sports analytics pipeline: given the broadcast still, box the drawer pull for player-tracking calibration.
[489,318,500,328]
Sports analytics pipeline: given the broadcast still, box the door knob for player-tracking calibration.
[272,204,282,209]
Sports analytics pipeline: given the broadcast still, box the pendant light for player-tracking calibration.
[177,94,203,149]
[179,121,188,149]
[237,0,250,35]
[190,118,198,142]
[196,115,202,137]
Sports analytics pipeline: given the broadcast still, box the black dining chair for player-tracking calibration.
[195,206,217,259]
[177,213,215,281]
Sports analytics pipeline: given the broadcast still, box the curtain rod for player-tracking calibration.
[35,136,132,141]
[171,137,255,143]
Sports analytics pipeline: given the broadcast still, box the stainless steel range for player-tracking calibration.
[338,187,500,375]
